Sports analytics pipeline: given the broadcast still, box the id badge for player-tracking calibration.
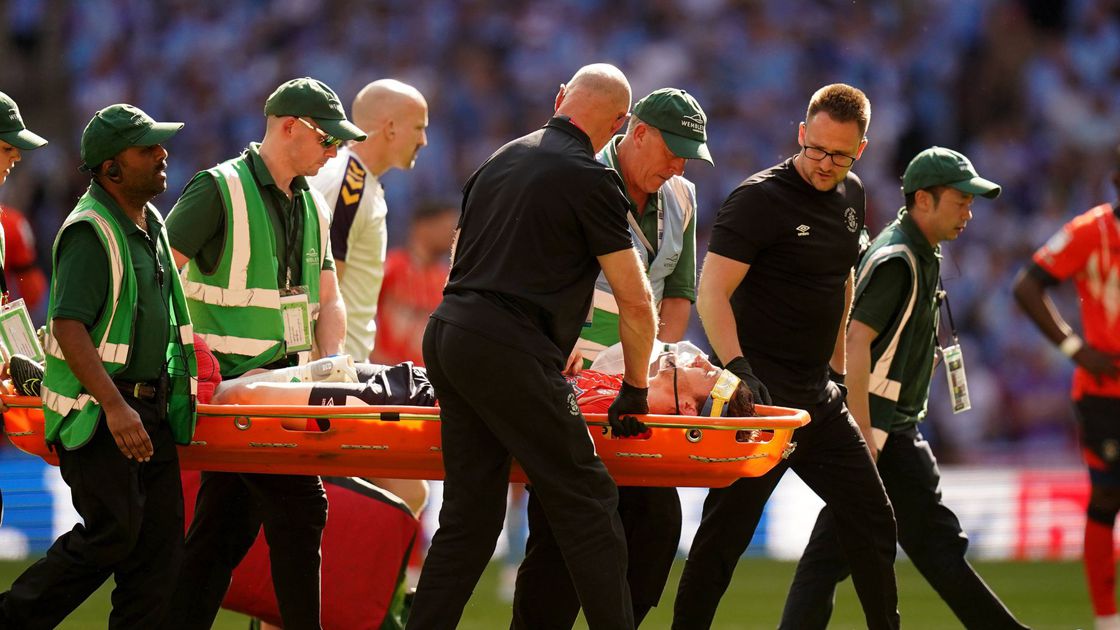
[280,287,312,354]
[0,298,45,362]
[940,343,971,414]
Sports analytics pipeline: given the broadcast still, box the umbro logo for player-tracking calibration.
[796,224,811,237]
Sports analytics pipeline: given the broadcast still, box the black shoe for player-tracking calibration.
[10,354,43,397]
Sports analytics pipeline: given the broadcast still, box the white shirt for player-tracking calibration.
[307,146,388,361]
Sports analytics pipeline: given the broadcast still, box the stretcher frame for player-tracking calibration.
[2,396,809,487]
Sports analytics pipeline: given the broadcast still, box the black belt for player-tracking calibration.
[113,379,160,401]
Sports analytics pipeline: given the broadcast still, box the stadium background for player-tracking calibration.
[0,0,1116,627]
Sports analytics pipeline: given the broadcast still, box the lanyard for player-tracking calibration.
[626,191,664,262]
[281,193,305,290]
[936,277,959,345]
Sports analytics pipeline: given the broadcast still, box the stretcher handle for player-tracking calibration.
[1,396,809,432]
[201,404,812,431]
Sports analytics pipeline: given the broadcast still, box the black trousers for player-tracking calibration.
[513,485,682,628]
[0,396,183,629]
[672,383,899,630]
[407,319,634,630]
[167,472,328,629]
[781,425,1028,629]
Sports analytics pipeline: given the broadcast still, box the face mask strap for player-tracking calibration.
[699,369,741,417]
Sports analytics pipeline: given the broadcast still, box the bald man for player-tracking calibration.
[308,79,429,361]
[407,64,655,630]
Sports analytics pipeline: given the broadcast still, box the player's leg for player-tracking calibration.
[1076,396,1120,627]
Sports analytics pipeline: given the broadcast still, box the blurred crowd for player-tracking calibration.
[1,0,1118,464]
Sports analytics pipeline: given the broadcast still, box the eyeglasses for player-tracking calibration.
[801,144,857,167]
[296,117,342,149]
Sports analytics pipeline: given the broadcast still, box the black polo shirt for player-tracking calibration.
[433,117,633,369]
[708,157,865,404]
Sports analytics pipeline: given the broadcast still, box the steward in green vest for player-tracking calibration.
[1,104,195,629]
[43,107,196,449]
[782,147,1027,630]
[575,88,708,366]
[175,149,331,378]
[163,76,365,630]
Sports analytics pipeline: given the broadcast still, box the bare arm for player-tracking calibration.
[598,248,656,389]
[1013,266,1120,379]
[696,252,749,365]
[846,319,883,460]
[1012,267,1076,346]
[314,268,347,357]
[830,270,854,376]
[334,259,347,282]
[53,318,151,461]
[658,297,691,343]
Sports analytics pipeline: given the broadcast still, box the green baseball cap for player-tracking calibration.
[0,91,47,150]
[80,104,183,170]
[902,147,1001,199]
[264,77,367,142]
[633,88,713,165]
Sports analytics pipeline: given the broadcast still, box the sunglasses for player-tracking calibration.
[296,117,342,149]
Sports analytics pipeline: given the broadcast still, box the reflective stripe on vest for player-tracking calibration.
[42,200,137,442]
[184,156,326,376]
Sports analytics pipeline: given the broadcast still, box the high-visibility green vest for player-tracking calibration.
[181,156,329,377]
[42,193,197,449]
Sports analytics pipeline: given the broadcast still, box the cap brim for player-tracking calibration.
[0,128,48,150]
[135,122,184,147]
[661,131,713,165]
[950,176,1001,200]
[316,117,367,142]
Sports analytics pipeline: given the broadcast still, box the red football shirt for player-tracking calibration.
[567,371,623,414]
[1032,203,1120,399]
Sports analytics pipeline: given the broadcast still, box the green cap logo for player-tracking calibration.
[633,88,713,165]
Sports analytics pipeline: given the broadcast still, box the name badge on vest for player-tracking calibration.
[939,343,970,413]
[281,286,312,354]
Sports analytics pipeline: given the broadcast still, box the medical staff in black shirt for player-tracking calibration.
[406,63,657,630]
[671,83,900,630]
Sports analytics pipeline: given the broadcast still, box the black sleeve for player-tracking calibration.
[577,170,633,257]
[708,184,780,265]
[1025,261,1061,287]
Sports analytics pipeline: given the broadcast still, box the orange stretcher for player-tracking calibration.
[1,396,809,487]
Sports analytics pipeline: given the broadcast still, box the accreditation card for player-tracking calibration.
[280,287,312,354]
[0,298,44,362]
[940,343,971,414]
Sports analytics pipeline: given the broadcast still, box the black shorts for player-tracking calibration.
[1075,395,1120,486]
[308,362,436,407]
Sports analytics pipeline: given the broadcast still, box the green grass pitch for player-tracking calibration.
[0,558,1093,628]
